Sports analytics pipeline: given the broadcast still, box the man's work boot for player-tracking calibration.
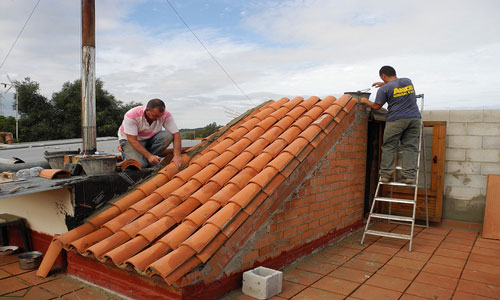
[401,177,415,184]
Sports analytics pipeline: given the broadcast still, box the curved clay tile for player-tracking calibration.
[138,216,176,242]
[112,190,147,212]
[104,235,150,266]
[189,182,221,205]
[208,183,240,205]
[129,193,164,214]
[70,227,113,252]
[126,242,170,272]
[86,231,130,258]
[205,202,241,231]
[166,198,200,222]
[147,196,183,218]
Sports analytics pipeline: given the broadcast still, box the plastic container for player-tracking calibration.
[18,251,43,270]
[15,167,44,178]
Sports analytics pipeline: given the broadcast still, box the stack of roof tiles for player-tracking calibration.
[37,94,358,286]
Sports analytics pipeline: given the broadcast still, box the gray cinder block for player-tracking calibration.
[242,266,283,299]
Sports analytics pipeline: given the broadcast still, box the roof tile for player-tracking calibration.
[184,200,221,227]
[191,150,218,168]
[190,164,219,185]
[292,116,314,131]
[261,126,284,143]
[324,105,342,118]
[335,110,347,123]
[274,116,295,131]
[211,139,234,154]
[138,216,176,242]
[262,173,286,196]
[303,106,324,121]
[222,210,250,237]
[243,192,268,215]
[263,139,288,157]
[243,139,269,157]
[148,245,197,277]
[154,178,185,199]
[167,198,201,223]
[283,137,309,157]
[149,173,169,189]
[182,223,220,253]
[228,168,258,190]
[296,144,314,162]
[227,151,254,170]
[164,256,202,285]
[137,180,158,196]
[126,242,170,272]
[70,227,113,252]
[129,192,164,214]
[344,98,356,113]
[335,94,352,108]
[311,131,327,149]
[146,196,182,219]
[209,165,239,188]
[85,206,121,229]
[189,181,221,205]
[252,107,275,121]
[104,235,150,266]
[256,116,278,131]
[209,151,236,169]
[205,202,241,230]
[226,138,252,155]
[298,125,323,142]
[174,164,203,182]
[282,96,303,109]
[312,114,335,131]
[226,127,249,141]
[269,106,291,120]
[249,167,279,188]
[268,152,295,172]
[228,182,261,208]
[268,97,290,110]
[86,231,129,258]
[209,182,241,205]
[286,106,306,120]
[102,209,141,233]
[162,221,199,249]
[314,95,336,110]
[170,180,203,201]
[120,213,158,238]
[196,233,228,263]
[298,96,320,109]
[239,117,260,131]
[112,190,145,213]
[158,164,179,179]
[277,126,302,144]
[246,152,274,173]
[281,157,301,177]
[243,127,266,142]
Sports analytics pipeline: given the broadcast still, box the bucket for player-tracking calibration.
[18,251,43,270]
[44,150,80,169]
[79,155,117,176]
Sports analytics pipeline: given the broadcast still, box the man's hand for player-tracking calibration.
[372,81,385,88]
[172,154,183,168]
[147,154,161,165]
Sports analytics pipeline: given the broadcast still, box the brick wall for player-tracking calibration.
[240,107,368,270]
[423,109,500,224]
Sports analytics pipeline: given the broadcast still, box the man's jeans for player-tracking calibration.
[119,131,173,168]
[380,118,421,180]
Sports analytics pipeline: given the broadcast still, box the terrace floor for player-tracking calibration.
[0,223,498,300]
[221,223,500,300]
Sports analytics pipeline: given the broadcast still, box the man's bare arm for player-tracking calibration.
[360,97,383,110]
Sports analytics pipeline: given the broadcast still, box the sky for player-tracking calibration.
[1,0,500,128]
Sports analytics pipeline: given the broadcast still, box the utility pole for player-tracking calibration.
[81,0,96,154]
[1,80,19,140]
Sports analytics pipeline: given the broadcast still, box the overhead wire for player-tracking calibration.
[0,0,42,70]
[165,0,256,107]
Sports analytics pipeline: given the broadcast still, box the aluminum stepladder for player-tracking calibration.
[360,94,429,251]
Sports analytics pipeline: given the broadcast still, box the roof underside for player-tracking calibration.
[39,94,358,286]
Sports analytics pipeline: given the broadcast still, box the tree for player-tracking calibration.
[15,78,56,141]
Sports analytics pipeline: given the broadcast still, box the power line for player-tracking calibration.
[0,0,41,70]
[165,0,256,107]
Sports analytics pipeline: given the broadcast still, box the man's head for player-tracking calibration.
[379,66,397,83]
[145,98,166,121]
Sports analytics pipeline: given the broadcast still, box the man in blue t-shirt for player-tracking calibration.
[360,66,421,184]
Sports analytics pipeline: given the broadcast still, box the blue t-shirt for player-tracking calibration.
[375,78,421,122]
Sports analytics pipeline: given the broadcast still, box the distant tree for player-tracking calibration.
[199,122,221,138]
[52,79,141,139]
[0,116,15,135]
[15,77,56,141]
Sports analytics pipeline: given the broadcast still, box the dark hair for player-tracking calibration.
[146,98,165,112]
[379,66,396,77]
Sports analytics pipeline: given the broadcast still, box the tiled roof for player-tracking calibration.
[37,94,358,285]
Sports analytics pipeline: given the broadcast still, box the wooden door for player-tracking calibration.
[380,121,446,222]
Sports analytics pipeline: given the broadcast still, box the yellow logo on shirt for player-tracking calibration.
[393,85,415,98]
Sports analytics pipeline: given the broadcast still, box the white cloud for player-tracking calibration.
[1,0,499,130]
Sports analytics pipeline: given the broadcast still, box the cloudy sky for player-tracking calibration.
[1,0,499,128]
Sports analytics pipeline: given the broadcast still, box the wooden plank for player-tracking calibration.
[483,174,500,239]
[433,124,446,221]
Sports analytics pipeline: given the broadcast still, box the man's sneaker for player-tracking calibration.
[401,177,415,184]
[380,177,391,183]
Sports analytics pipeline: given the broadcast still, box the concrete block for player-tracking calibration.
[480,163,500,175]
[446,148,466,161]
[445,186,482,200]
[445,174,487,189]
[483,136,500,149]
[483,110,500,123]
[447,136,482,149]
[446,161,481,175]
[242,266,283,299]
[443,196,485,223]
[466,149,500,163]
[467,123,500,136]
[446,123,467,136]
[450,110,484,123]
[423,110,449,122]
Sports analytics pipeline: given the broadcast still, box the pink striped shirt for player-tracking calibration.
[118,106,179,141]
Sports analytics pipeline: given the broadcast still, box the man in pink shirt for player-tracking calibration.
[118,99,182,168]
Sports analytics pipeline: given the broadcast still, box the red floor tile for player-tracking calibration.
[328,266,372,283]
[0,255,18,266]
[419,227,451,236]
[469,253,500,266]
[3,286,57,300]
[405,281,454,300]
[325,247,361,258]
[422,262,462,278]
[434,248,469,260]
[16,270,60,286]
[447,229,478,240]
[1,262,32,276]
[416,232,446,242]
[355,251,392,264]
[439,242,472,253]
[386,257,425,270]
[401,243,436,254]
[62,286,119,300]
[414,271,458,290]
[452,291,496,300]
[343,258,383,273]
[276,280,307,299]
[377,264,420,281]
[465,260,500,275]
[290,287,344,300]
[475,238,500,250]
[373,237,407,249]
[399,294,428,300]
[283,267,323,286]
[0,276,30,295]
[311,252,350,265]
[395,249,432,262]
[462,269,500,286]
[472,246,500,257]
[365,273,411,292]
[0,269,11,280]
[364,244,399,256]
[38,277,84,296]
[351,284,402,300]
[294,258,338,275]
[444,236,475,246]
[456,279,500,299]
[412,237,442,247]
[428,255,466,268]
[312,276,359,295]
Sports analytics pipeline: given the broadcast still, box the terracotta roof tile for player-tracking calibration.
[184,200,221,227]
[227,182,261,208]
[138,216,176,242]
[205,202,241,230]
[39,94,360,286]
[182,223,220,253]
[189,181,221,204]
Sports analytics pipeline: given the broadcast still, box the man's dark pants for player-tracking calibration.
[119,131,173,168]
[380,118,421,180]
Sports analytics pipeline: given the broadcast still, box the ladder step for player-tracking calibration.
[365,230,412,240]
[370,213,414,222]
[374,197,415,204]
[379,181,417,187]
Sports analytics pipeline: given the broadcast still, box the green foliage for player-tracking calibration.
[180,122,221,139]
[13,77,140,142]
[0,116,15,134]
